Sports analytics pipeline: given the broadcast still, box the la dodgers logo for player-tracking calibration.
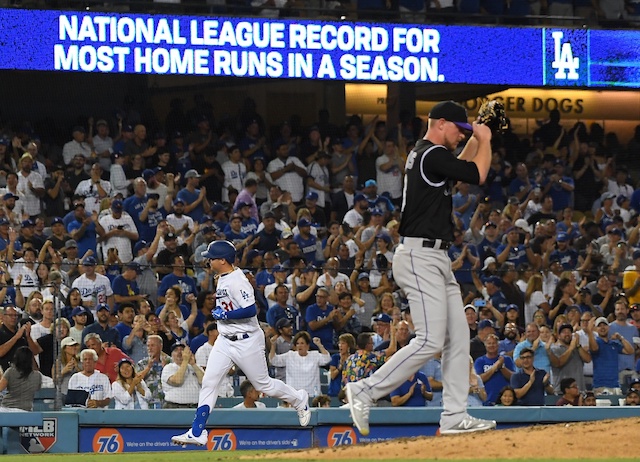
[551,31,579,80]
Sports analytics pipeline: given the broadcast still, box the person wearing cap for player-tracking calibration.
[271,318,295,382]
[304,190,328,229]
[67,348,113,409]
[69,305,89,344]
[231,200,259,236]
[233,178,260,223]
[72,255,115,311]
[622,249,640,306]
[330,175,356,224]
[80,302,121,350]
[111,357,152,410]
[374,137,404,206]
[508,163,536,203]
[98,199,139,263]
[342,192,370,231]
[45,216,71,252]
[549,232,578,270]
[177,169,210,224]
[266,284,300,331]
[541,158,574,213]
[306,150,332,215]
[607,166,634,200]
[294,218,321,265]
[0,306,43,372]
[548,323,591,393]
[629,302,640,329]
[1,176,27,226]
[267,141,307,204]
[220,145,247,204]
[585,315,634,394]
[251,211,282,254]
[62,125,92,166]
[607,299,639,385]
[90,119,114,171]
[17,152,45,219]
[67,201,102,265]
[496,226,535,268]
[53,336,82,394]
[0,214,22,255]
[475,221,500,264]
[74,163,111,216]
[42,163,67,220]
[112,261,146,314]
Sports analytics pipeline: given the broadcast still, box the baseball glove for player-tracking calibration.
[477,100,508,133]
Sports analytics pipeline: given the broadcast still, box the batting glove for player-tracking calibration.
[212,307,228,321]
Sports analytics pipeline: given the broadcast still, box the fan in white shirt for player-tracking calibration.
[232,380,267,408]
[68,349,113,409]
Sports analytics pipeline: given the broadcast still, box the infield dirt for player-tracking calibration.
[252,417,639,460]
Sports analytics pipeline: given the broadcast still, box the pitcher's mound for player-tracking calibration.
[251,417,639,460]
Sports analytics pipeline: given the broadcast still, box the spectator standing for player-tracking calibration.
[269,332,331,396]
[136,334,171,409]
[72,257,114,312]
[17,153,45,219]
[588,317,634,394]
[177,170,210,224]
[161,343,204,408]
[75,164,110,216]
[267,143,307,203]
[474,334,516,405]
[0,347,43,410]
[84,332,131,383]
[374,139,404,205]
[514,323,551,373]
[510,347,554,405]
[305,287,339,351]
[81,304,121,350]
[607,301,639,385]
[99,200,139,263]
[548,323,591,393]
[0,306,42,371]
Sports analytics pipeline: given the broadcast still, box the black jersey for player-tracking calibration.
[399,140,480,241]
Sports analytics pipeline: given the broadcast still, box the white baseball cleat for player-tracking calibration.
[438,414,497,435]
[346,382,372,436]
[297,389,311,427]
[171,429,208,446]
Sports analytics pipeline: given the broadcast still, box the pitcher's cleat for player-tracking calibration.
[171,429,208,447]
[297,389,311,426]
[438,415,497,435]
[346,382,372,436]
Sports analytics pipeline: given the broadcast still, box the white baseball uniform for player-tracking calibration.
[197,268,307,411]
[68,371,112,408]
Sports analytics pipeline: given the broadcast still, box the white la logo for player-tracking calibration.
[551,31,579,80]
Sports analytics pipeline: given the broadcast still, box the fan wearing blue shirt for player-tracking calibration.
[389,371,433,406]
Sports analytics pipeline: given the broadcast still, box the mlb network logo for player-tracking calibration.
[545,29,587,86]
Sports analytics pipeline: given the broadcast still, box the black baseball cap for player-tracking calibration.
[428,101,473,131]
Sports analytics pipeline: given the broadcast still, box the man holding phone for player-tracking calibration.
[99,200,139,263]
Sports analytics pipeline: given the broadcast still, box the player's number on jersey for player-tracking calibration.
[220,301,234,312]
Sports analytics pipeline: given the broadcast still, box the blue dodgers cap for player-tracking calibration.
[96,303,110,312]
[556,232,569,242]
[357,272,370,281]
[125,261,142,273]
[82,256,97,266]
[51,217,64,226]
[246,249,264,261]
[173,198,185,206]
[142,168,160,180]
[71,306,88,317]
[375,313,392,323]
[506,304,519,312]
[133,240,148,254]
[22,219,35,227]
[478,319,495,330]
[272,264,286,272]
[354,193,367,203]
[371,208,383,216]
[297,218,311,227]
[428,101,473,131]
[305,191,319,201]
[200,214,214,223]
[364,179,377,188]
[2,193,19,201]
[111,199,123,211]
[485,276,501,287]
[0,217,10,226]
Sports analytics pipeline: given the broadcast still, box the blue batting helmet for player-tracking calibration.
[201,240,236,264]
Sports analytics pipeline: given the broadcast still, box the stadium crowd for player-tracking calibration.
[1,91,640,411]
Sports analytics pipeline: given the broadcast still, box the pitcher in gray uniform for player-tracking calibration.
[347,101,497,436]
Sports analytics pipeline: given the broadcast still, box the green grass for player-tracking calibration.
[0,454,637,462]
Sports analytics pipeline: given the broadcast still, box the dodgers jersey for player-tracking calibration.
[216,268,261,336]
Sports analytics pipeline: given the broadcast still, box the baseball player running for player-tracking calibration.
[172,240,310,446]
[346,101,497,436]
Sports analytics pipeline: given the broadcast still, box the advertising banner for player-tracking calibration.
[78,427,311,452]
